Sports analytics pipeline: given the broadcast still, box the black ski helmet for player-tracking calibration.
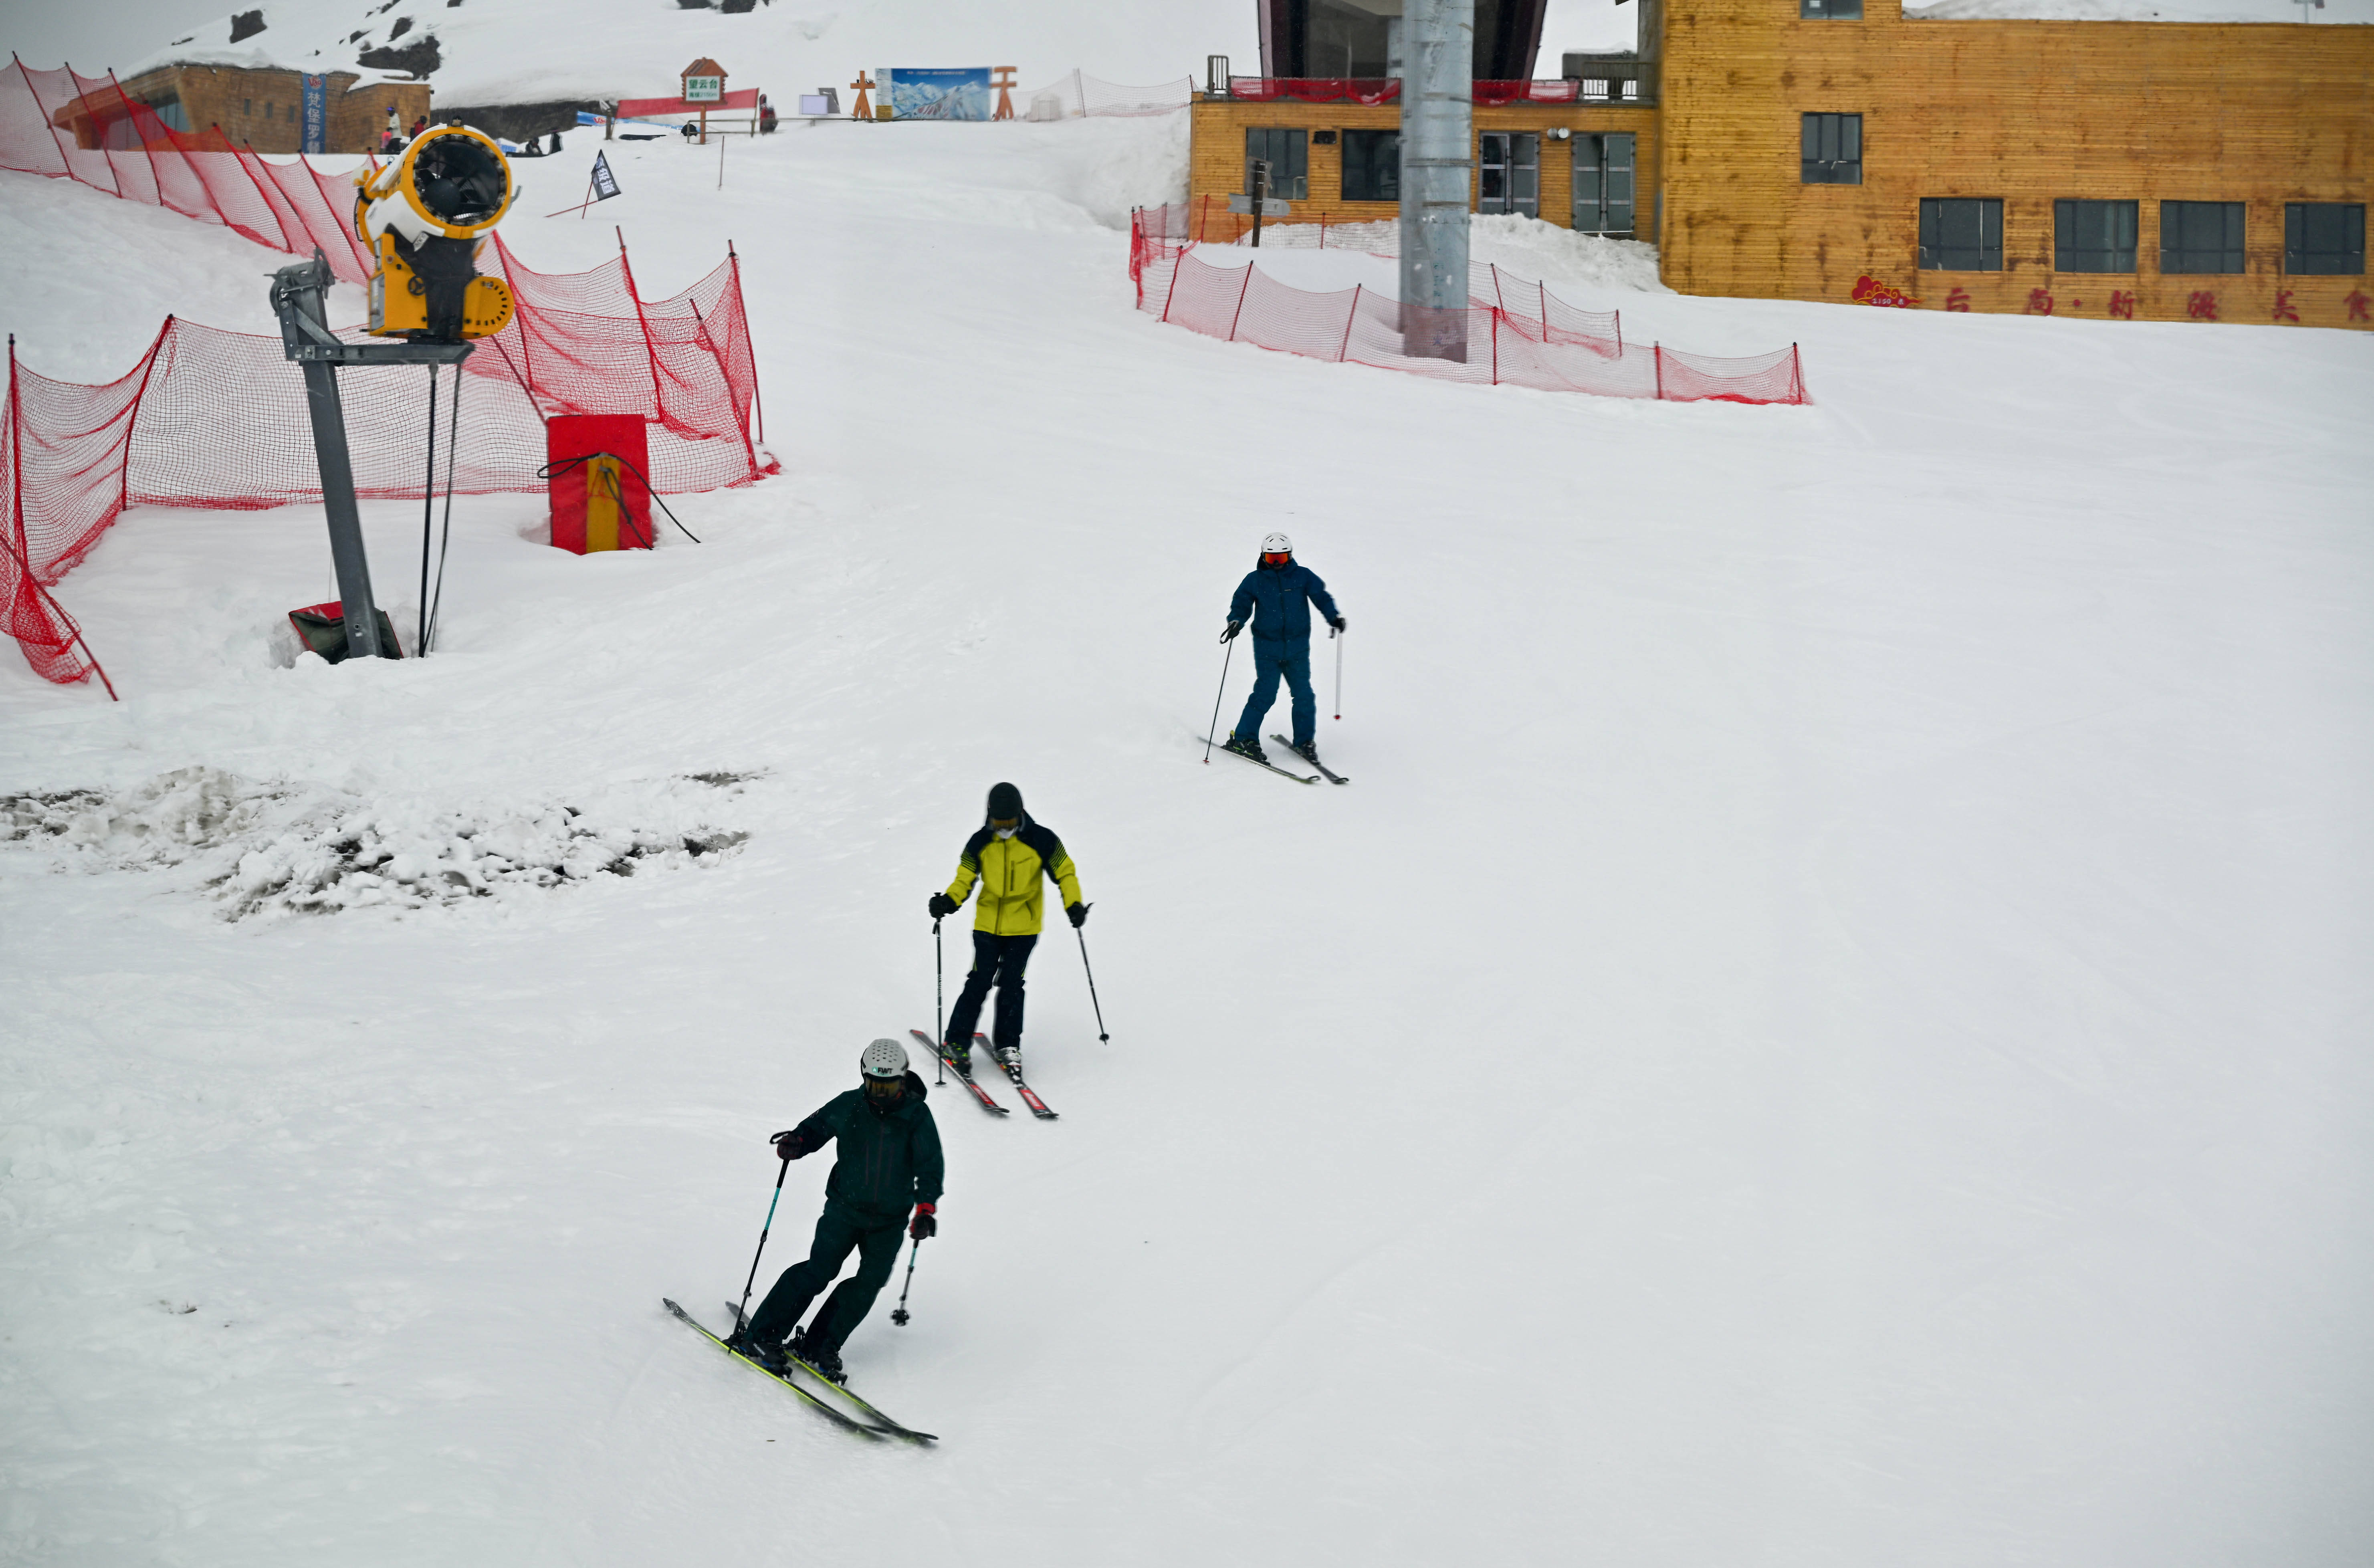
[985,781,1023,821]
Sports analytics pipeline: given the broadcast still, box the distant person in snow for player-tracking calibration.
[926,782,1086,1079]
[726,1038,943,1384]
[1221,532,1343,768]
[409,115,427,141]
[382,106,400,154]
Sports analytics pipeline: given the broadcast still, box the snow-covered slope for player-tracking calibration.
[5,107,2374,1568]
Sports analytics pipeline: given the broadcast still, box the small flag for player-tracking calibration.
[590,151,621,202]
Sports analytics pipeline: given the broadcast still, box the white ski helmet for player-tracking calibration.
[860,1038,909,1080]
[1262,532,1293,555]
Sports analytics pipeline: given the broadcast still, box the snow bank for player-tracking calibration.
[2,765,751,920]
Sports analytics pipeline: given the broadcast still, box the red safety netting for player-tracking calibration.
[1016,71,1194,119]
[4,59,378,284]
[1129,204,1809,409]
[1,238,771,691]
[1220,79,1582,105]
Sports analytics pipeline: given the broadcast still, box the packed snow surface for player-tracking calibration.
[5,100,2374,1568]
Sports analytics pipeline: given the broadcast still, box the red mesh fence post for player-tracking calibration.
[1653,343,1665,400]
[117,315,171,513]
[1226,262,1254,342]
[1791,343,1805,403]
[1490,309,1499,385]
[1339,285,1360,361]
[616,226,667,417]
[731,242,762,443]
[1159,245,1185,321]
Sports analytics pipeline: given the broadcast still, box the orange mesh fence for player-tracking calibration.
[5,60,377,283]
[1130,204,1808,408]
[1,236,770,690]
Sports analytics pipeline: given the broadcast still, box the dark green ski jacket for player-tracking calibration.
[791,1072,944,1222]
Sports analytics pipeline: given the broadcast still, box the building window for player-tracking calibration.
[2053,200,2137,272]
[1920,198,2003,270]
[1340,129,1397,202]
[242,98,252,115]
[1573,132,1635,234]
[264,101,274,120]
[2285,203,2365,275]
[2160,201,2245,274]
[1801,114,1860,185]
[1245,127,1308,202]
[1801,0,1863,15]
[1479,132,1539,217]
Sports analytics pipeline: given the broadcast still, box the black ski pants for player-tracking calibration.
[747,1200,907,1354]
[945,930,1037,1053]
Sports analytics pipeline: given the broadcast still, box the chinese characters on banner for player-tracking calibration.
[2109,291,2135,320]
[2350,291,2372,323]
[300,74,326,154]
[1945,288,1971,313]
[2026,289,2053,315]
[1919,284,2365,324]
[2272,289,2300,323]
[2186,291,2220,321]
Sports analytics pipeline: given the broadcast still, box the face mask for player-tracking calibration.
[991,817,1019,839]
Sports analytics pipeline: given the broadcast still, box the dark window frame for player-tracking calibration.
[1478,131,1540,218]
[2053,199,2138,274]
[1573,131,1636,235]
[1801,0,1864,15]
[2160,201,2245,275]
[1801,113,1861,186]
[1245,127,1309,202]
[1920,198,2004,271]
[2285,202,2366,276]
[1339,128,1398,203]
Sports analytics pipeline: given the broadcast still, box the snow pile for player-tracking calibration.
[1226,214,1670,295]
[1,766,751,919]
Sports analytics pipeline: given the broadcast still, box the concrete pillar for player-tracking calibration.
[1398,0,1472,362]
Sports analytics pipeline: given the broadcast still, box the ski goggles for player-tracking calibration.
[1261,551,1290,566]
[989,817,1019,838]
[864,1075,905,1100]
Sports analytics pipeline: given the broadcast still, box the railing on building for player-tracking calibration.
[1216,78,1635,106]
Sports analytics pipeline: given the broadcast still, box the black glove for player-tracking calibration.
[1066,900,1089,929]
[1221,620,1244,643]
[927,892,959,920]
[1328,615,1346,633]
[909,1203,937,1240]
[772,1127,820,1161]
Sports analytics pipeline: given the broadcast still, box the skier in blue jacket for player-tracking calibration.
[1221,532,1344,767]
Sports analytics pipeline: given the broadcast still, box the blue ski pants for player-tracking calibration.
[1235,641,1316,749]
[748,1200,907,1353]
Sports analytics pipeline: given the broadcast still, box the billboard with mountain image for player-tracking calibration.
[878,68,992,121]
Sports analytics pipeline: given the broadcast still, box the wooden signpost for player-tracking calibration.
[849,72,874,120]
[992,66,1017,121]
[682,57,724,144]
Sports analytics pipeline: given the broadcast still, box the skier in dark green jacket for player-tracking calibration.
[728,1038,944,1382]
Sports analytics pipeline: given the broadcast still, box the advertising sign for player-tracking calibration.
[683,75,723,103]
[589,151,620,202]
[300,74,326,153]
[876,68,993,121]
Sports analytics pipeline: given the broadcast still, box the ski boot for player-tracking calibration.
[799,1338,848,1385]
[993,1043,1021,1078]
[728,1329,788,1374]
[1289,739,1321,768]
[1222,733,1269,765]
[942,1037,973,1077]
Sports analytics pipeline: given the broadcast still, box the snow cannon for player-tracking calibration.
[353,125,518,342]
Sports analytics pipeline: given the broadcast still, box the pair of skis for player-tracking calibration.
[1203,734,1350,786]
[909,1029,1057,1120]
[663,1298,937,1443]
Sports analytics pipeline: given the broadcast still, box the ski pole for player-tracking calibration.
[932,916,945,1086]
[1333,625,1342,721]
[889,1237,924,1326]
[1203,632,1237,763]
[733,1148,791,1333]
[1075,912,1110,1043]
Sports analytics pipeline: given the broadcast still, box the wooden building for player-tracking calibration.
[52,64,430,156]
[1189,0,2373,329]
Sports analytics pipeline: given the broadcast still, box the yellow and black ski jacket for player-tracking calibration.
[944,816,1084,937]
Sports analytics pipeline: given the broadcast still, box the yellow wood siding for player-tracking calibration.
[1659,0,2374,328]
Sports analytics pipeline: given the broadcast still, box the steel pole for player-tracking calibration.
[297,357,385,658]
[1398,0,1473,363]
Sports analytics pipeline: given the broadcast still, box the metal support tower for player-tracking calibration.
[1398,0,1474,362]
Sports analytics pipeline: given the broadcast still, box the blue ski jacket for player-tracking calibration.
[1228,558,1340,647]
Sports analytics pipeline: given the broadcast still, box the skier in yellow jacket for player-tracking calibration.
[926,782,1085,1077]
